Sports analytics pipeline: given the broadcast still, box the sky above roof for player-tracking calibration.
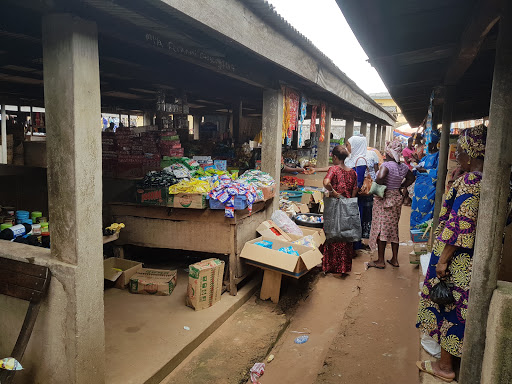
[267,0,388,94]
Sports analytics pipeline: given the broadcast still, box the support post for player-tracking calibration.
[43,14,105,384]
[432,86,455,231]
[460,4,512,383]
[344,116,354,144]
[262,89,284,213]
[316,107,332,168]
[375,123,382,150]
[369,123,376,147]
[1,104,6,164]
[360,121,367,137]
[193,115,201,140]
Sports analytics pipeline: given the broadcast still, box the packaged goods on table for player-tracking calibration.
[208,175,257,218]
[238,170,276,201]
[168,179,211,194]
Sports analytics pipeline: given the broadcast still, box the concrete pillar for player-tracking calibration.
[261,88,284,212]
[193,115,201,140]
[480,281,512,384]
[1,104,6,164]
[316,107,332,168]
[375,124,382,151]
[460,4,512,383]
[369,123,376,148]
[432,86,454,231]
[143,111,153,126]
[360,121,367,137]
[43,14,105,384]
[344,116,354,144]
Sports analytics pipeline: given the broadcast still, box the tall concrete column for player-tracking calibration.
[460,3,512,383]
[344,116,354,144]
[432,86,455,231]
[359,121,367,137]
[193,115,201,140]
[316,107,332,168]
[375,123,382,150]
[43,14,105,384]
[262,88,284,212]
[369,123,376,147]
[1,104,6,164]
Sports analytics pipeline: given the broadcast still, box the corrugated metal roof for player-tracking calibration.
[243,0,392,120]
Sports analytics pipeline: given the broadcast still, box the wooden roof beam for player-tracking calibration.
[444,0,502,86]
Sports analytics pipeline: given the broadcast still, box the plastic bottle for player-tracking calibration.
[0,223,32,240]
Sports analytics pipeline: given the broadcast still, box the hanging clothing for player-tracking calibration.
[410,152,439,229]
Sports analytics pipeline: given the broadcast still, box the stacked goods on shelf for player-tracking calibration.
[116,127,144,178]
[159,131,184,158]
[102,132,117,177]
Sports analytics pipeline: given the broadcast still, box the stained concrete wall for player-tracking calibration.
[0,244,80,384]
[481,281,512,384]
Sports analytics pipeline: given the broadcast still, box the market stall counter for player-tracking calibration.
[109,200,271,295]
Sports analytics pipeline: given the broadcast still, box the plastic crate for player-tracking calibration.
[208,195,248,210]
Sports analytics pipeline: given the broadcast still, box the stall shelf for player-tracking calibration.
[109,200,270,295]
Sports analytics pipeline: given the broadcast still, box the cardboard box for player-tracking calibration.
[136,187,168,206]
[129,268,177,295]
[240,236,323,277]
[292,226,326,248]
[186,258,225,311]
[259,185,276,201]
[104,258,143,289]
[291,203,310,214]
[256,220,293,242]
[409,251,421,265]
[169,193,207,209]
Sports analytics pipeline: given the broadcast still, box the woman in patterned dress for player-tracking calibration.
[416,125,487,382]
[321,145,359,274]
[367,138,415,268]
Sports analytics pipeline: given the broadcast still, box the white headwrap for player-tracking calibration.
[345,135,368,168]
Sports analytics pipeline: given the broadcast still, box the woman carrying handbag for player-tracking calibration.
[345,135,379,250]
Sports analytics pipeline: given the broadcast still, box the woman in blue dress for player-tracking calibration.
[410,131,440,230]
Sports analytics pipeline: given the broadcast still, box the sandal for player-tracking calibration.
[364,261,385,270]
[386,260,400,268]
[416,361,454,383]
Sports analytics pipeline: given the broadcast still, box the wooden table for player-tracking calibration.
[108,201,271,295]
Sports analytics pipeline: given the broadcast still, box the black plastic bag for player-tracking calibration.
[323,197,362,242]
[430,279,455,306]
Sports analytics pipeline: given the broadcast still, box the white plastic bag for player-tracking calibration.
[421,334,441,358]
[271,211,303,236]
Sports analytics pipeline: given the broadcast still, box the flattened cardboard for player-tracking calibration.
[256,220,292,242]
[129,268,177,295]
[104,258,143,289]
[240,236,323,275]
[186,258,225,311]
[168,193,207,209]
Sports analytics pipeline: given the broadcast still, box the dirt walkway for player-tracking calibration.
[161,207,422,384]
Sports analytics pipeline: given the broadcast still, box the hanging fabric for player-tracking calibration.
[287,89,300,146]
[319,103,326,142]
[310,105,317,133]
[298,96,307,147]
[424,90,435,154]
[282,86,289,144]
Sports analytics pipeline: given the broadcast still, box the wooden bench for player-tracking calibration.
[0,257,51,384]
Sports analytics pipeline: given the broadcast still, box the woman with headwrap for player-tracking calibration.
[346,135,379,249]
[367,138,415,269]
[410,130,441,230]
[416,125,487,383]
